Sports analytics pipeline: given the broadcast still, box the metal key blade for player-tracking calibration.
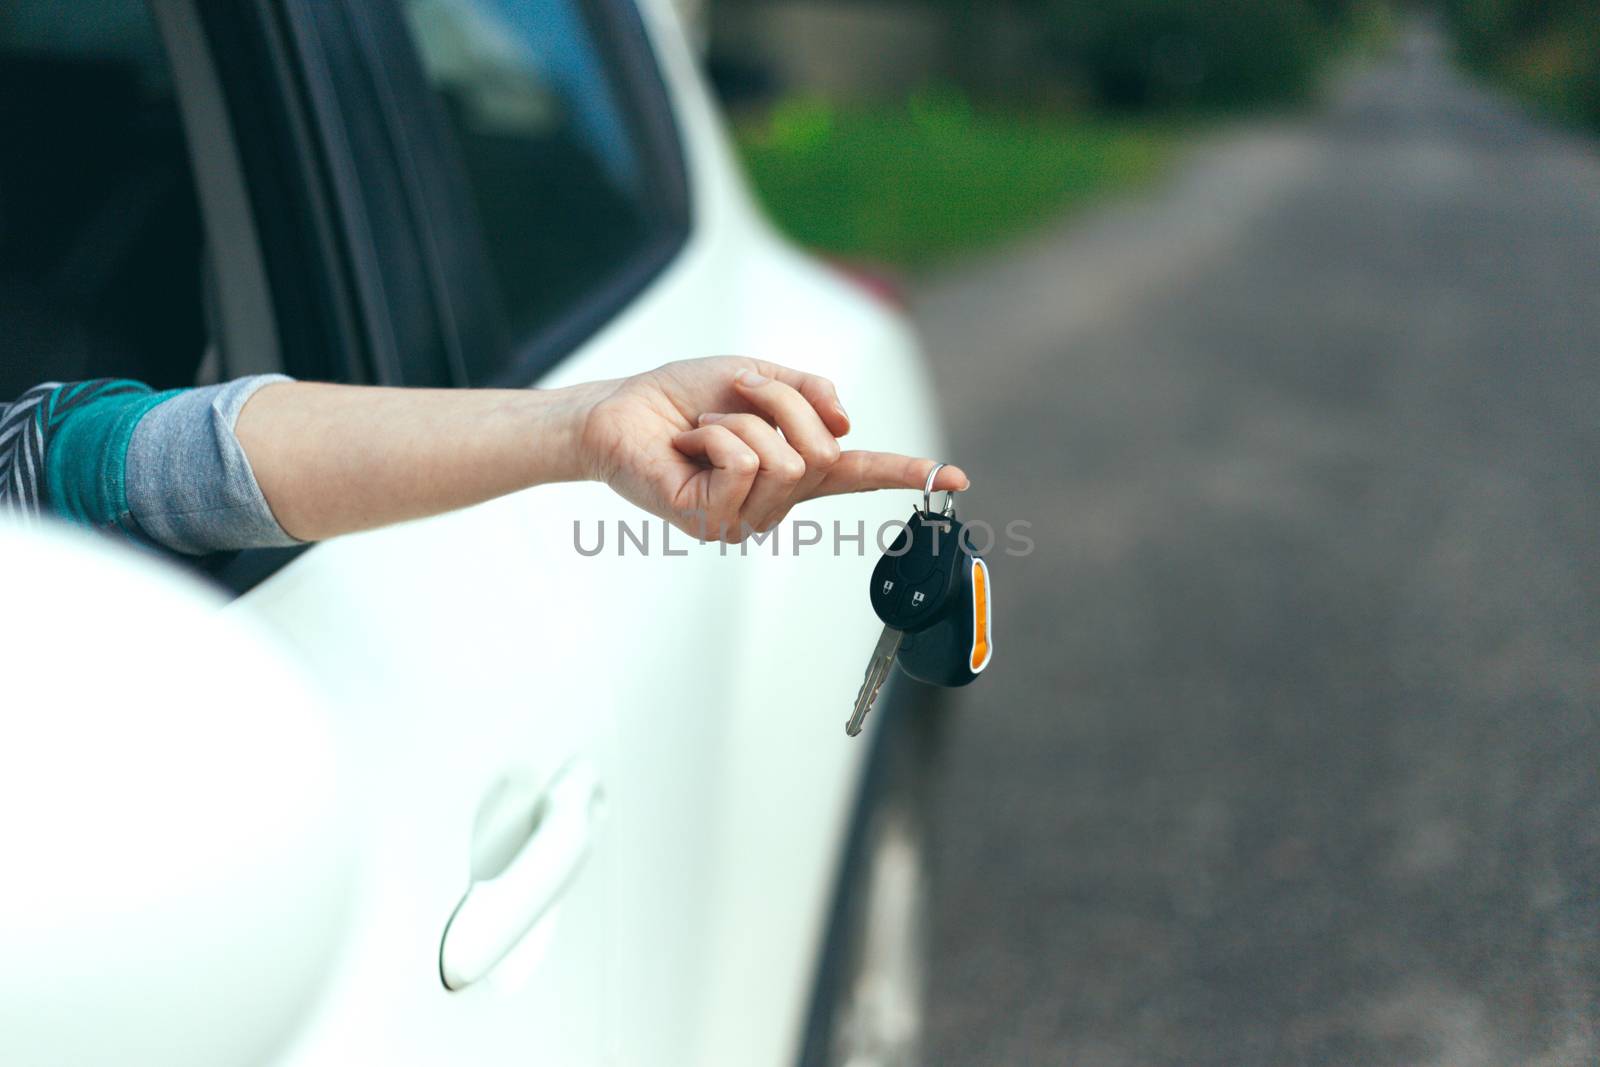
[847,625,904,736]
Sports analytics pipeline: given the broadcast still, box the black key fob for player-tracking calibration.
[868,504,992,688]
[899,524,991,688]
[869,511,964,633]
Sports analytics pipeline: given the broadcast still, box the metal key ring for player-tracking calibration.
[923,463,957,517]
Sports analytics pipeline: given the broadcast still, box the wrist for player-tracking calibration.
[524,379,617,485]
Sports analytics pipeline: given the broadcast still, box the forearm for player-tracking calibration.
[233,380,611,542]
[8,358,959,555]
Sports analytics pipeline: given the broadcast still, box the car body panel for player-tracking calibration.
[0,524,350,1067]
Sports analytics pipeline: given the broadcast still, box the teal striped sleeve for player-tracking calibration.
[44,382,180,531]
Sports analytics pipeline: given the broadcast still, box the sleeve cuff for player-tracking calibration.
[125,374,301,555]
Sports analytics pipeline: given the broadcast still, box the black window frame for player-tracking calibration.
[350,0,695,389]
[194,0,373,387]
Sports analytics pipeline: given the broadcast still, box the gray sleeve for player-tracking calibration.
[125,374,302,555]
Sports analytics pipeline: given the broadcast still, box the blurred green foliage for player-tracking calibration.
[1037,0,1327,109]
[1445,0,1600,131]
[727,0,1391,266]
[1020,0,1390,110]
[736,91,1174,266]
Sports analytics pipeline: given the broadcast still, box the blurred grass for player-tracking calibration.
[734,91,1177,268]
[1343,0,1401,58]
[1444,0,1600,135]
[1494,28,1600,134]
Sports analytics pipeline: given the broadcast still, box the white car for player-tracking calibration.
[0,1,947,1065]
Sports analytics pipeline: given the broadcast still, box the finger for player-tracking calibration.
[805,453,970,500]
[699,412,806,531]
[747,363,851,437]
[671,424,759,539]
[732,370,842,481]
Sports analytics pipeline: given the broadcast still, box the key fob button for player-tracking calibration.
[870,570,905,621]
[902,569,946,623]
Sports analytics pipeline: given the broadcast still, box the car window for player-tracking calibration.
[400,0,689,384]
[0,0,211,399]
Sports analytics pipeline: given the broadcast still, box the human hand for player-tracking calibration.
[577,356,968,541]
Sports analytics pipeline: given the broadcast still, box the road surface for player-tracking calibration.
[914,25,1600,1067]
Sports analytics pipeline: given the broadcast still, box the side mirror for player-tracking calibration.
[0,521,350,1067]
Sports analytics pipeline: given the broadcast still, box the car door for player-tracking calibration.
[256,1,942,1064]
[186,0,942,1062]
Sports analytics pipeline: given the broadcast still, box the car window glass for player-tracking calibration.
[401,0,685,382]
[0,0,209,398]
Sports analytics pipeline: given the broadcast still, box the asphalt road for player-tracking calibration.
[912,26,1600,1067]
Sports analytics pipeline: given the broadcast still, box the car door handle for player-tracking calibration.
[439,760,603,990]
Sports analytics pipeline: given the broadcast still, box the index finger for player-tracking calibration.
[804,452,970,500]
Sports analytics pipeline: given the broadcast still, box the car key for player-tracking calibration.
[847,465,990,735]
[846,626,902,737]
[846,509,952,737]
